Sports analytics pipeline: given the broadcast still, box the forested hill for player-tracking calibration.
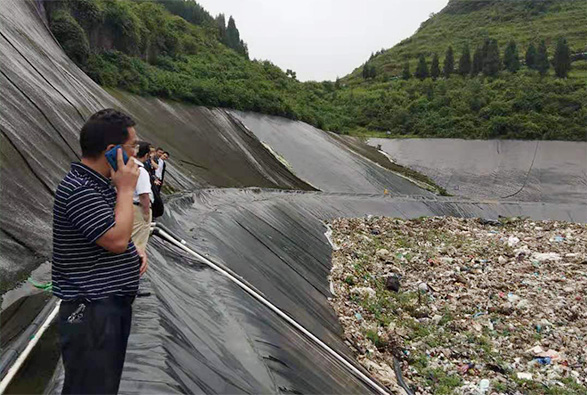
[46,0,587,140]
[346,0,587,81]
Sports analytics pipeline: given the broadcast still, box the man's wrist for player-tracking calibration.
[117,188,134,199]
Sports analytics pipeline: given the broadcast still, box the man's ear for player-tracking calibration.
[105,144,116,154]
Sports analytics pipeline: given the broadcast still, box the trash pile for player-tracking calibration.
[328,216,586,394]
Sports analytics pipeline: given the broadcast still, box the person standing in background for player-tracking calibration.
[160,151,169,187]
[131,142,153,253]
[144,146,158,178]
[154,147,165,191]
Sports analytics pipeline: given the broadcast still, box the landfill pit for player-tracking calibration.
[329,216,587,394]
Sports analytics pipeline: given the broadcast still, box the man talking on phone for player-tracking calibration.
[52,109,148,394]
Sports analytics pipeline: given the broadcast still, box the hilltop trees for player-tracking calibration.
[458,44,471,76]
[431,53,440,79]
[415,54,429,80]
[383,36,570,81]
[443,46,454,78]
[503,40,521,73]
[553,37,571,78]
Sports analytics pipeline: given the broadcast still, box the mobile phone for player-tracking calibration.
[105,145,129,172]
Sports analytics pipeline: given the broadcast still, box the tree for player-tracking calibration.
[431,53,440,79]
[458,44,471,76]
[286,69,297,80]
[226,16,240,48]
[362,63,376,79]
[553,37,571,78]
[415,54,429,80]
[483,39,501,76]
[471,45,484,75]
[443,46,454,78]
[402,60,411,80]
[225,16,248,57]
[216,14,227,43]
[536,39,550,76]
[525,43,537,69]
[503,40,521,73]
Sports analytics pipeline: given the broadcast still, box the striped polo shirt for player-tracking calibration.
[52,162,140,301]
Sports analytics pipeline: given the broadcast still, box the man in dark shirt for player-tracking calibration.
[52,109,147,394]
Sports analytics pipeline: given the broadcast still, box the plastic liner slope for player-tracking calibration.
[109,90,314,192]
[0,0,311,295]
[45,188,587,394]
[231,111,431,195]
[371,138,587,204]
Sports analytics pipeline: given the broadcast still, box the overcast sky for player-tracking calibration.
[196,0,449,81]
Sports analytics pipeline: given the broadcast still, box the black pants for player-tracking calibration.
[58,296,134,395]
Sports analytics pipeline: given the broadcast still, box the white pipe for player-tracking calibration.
[0,300,61,394]
[154,228,390,395]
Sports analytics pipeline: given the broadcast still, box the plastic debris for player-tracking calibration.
[328,216,587,394]
[479,379,490,392]
[517,372,533,380]
[533,252,562,262]
[507,236,520,246]
[535,357,552,365]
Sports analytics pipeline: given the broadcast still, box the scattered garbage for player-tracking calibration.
[479,378,490,392]
[329,216,587,394]
[535,357,552,365]
[386,275,401,293]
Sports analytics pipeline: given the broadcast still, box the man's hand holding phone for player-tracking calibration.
[110,148,139,193]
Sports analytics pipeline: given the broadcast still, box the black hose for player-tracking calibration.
[393,356,415,395]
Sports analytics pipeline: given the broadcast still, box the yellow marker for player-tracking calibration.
[384,189,389,195]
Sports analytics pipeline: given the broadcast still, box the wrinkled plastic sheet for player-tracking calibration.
[371,138,587,204]
[232,111,431,195]
[108,90,314,192]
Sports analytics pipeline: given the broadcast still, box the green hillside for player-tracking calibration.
[47,0,587,141]
[346,0,587,81]
[335,0,587,140]
[46,0,344,129]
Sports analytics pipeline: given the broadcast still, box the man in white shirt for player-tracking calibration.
[154,147,166,191]
[132,142,154,252]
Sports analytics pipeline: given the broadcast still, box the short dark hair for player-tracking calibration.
[80,109,136,158]
[156,147,164,151]
[137,141,151,158]
[164,151,170,157]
